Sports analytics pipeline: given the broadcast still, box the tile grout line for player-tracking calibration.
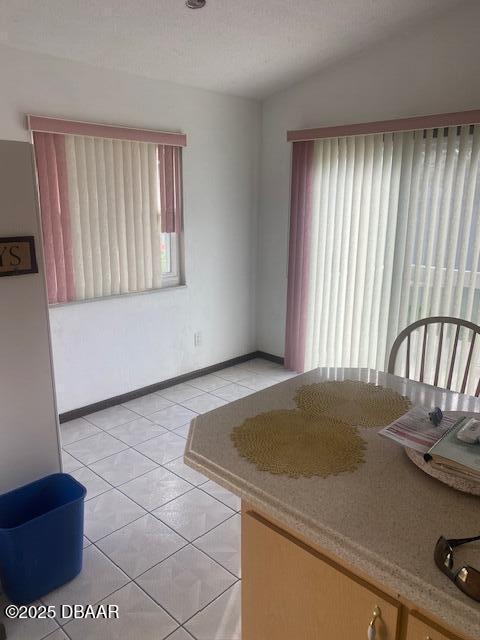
[78,537,239,636]
[68,443,238,515]
[83,460,236,547]
[81,489,241,587]
[180,579,241,629]
[41,360,283,639]
[83,465,240,546]
[48,543,184,632]
[91,484,238,553]
[64,417,193,464]
[190,513,241,579]
[85,486,193,545]
[88,521,242,615]
[87,549,186,629]
[65,433,241,546]
[195,482,241,512]
[62,422,188,468]
[86,456,183,492]
[74,457,194,506]
[69,437,240,512]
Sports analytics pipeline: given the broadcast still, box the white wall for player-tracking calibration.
[257,3,480,357]
[2,3,478,419]
[0,45,260,413]
[0,140,61,492]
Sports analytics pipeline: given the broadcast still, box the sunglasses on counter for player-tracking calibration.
[434,534,480,602]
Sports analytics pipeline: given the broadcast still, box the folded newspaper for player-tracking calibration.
[379,407,457,453]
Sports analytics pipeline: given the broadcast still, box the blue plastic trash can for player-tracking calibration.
[0,473,86,605]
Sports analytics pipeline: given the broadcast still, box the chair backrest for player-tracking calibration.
[388,316,480,396]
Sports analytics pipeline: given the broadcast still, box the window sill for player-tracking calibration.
[48,284,187,309]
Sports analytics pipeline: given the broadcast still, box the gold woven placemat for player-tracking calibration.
[295,380,411,427]
[231,380,410,478]
[231,409,366,478]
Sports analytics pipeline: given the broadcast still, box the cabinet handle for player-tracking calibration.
[367,606,381,640]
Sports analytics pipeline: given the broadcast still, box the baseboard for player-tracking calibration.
[59,350,284,423]
[256,351,284,365]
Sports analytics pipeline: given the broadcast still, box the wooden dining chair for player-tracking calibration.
[388,316,480,396]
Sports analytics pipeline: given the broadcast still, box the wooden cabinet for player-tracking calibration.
[406,613,459,640]
[242,510,400,640]
[242,508,473,640]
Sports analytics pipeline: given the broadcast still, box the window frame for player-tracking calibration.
[159,232,183,290]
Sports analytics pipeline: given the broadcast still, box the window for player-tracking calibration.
[286,120,480,394]
[29,116,185,304]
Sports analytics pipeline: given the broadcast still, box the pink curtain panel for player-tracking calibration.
[284,140,315,372]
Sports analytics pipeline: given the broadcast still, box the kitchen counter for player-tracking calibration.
[185,368,480,638]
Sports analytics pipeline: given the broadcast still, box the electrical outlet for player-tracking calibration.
[194,331,201,347]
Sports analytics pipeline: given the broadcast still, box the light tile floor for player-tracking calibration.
[2,358,297,640]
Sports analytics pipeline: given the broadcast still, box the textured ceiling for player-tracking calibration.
[0,0,464,98]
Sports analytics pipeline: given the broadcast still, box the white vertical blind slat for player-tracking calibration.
[148,144,163,289]
[94,138,112,296]
[342,136,365,365]
[319,138,338,364]
[419,132,445,321]
[84,137,103,297]
[351,135,374,365]
[122,141,138,292]
[368,132,393,368]
[430,127,458,316]
[140,143,153,289]
[132,142,146,292]
[103,139,121,295]
[443,126,470,314]
[308,140,328,368]
[358,135,383,366]
[409,129,434,327]
[399,131,429,380]
[453,127,480,316]
[335,136,355,365]
[398,130,425,333]
[376,133,403,368]
[315,139,332,366]
[359,135,382,366]
[440,126,472,383]
[304,142,323,370]
[387,131,414,350]
[327,137,347,366]
[112,140,129,294]
[460,130,480,379]
[64,136,85,299]
[74,136,95,299]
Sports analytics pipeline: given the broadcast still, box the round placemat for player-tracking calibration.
[294,380,411,427]
[231,409,366,478]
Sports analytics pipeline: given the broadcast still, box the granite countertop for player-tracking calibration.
[185,368,480,638]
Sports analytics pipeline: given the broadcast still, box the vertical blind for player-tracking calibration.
[33,128,183,304]
[63,135,164,300]
[290,124,480,394]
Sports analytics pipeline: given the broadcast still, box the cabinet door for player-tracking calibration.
[242,510,399,640]
[406,613,461,640]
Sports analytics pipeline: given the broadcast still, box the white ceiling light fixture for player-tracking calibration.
[185,0,206,8]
